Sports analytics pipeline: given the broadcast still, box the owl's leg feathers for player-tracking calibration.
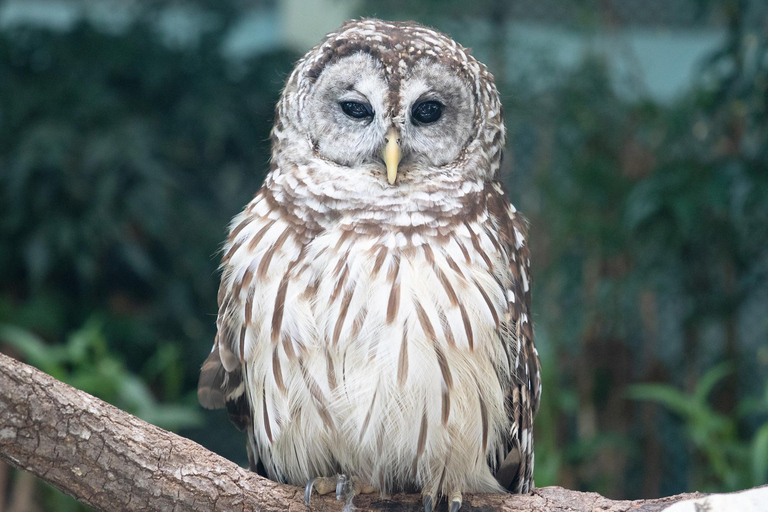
[448,489,462,512]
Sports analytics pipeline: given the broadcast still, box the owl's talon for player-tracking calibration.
[336,473,353,501]
[448,489,462,512]
[304,479,315,506]
[422,493,434,512]
[304,476,339,506]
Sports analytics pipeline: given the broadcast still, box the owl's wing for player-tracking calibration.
[197,289,268,475]
[199,343,267,477]
[196,203,270,476]
[197,335,239,410]
[487,185,541,493]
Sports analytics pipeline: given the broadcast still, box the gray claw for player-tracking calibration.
[449,498,462,512]
[336,473,351,501]
[423,494,434,512]
[304,478,316,506]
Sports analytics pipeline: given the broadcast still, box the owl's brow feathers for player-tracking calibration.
[307,20,477,117]
[288,18,501,149]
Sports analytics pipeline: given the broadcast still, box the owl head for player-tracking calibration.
[266,19,506,229]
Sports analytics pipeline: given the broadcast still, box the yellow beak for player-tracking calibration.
[382,128,402,185]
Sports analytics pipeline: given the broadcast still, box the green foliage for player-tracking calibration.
[0,319,202,431]
[0,12,297,509]
[1,0,767,506]
[0,16,297,408]
[523,0,768,495]
[0,317,203,510]
[630,364,768,491]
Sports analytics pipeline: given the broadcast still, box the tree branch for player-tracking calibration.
[0,351,740,511]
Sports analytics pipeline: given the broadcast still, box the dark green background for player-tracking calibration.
[1,0,766,509]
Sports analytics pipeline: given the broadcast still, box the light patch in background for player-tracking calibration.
[455,20,725,103]
[0,0,724,102]
[0,0,136,33]
[222,7,281,58]
[516,23,724,102]
[279,0,359,52]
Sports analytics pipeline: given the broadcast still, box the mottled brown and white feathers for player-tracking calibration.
[198,18,541,498]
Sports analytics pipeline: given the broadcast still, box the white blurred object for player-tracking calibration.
[663,487,768,512]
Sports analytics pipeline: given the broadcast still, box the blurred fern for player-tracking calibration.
[629,363,768,491]
[0,320,203,511]
[0,319,202,431]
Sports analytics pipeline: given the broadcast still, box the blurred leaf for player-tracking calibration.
[1,320,202,432]
[628,384,699,419]
[0,323,66,378]
[752,423,768,487]
[693,363,733,404]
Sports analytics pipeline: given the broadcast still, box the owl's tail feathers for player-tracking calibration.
[198,339,245,412]
[494,442,522,490]
[198,339,265,476]
[197,343,228,409]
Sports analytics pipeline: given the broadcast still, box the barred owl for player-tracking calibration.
[198,19,541,512]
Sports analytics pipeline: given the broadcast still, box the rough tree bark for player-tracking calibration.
[0,352,737,511]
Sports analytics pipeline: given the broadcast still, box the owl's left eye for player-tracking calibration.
[411,100,443,124]
[340,101,374,119]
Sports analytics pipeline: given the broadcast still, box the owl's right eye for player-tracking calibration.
[340,101,374,119]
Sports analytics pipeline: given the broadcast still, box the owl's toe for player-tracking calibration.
[336,473,353,501]
[448,489,462,512]
[304,476,338,505]
[422,493,434,512]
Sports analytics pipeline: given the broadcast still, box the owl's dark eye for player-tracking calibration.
[340,101,374,119]
[411,101,443,124]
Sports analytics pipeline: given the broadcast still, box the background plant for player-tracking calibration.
[1,0,766,509]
